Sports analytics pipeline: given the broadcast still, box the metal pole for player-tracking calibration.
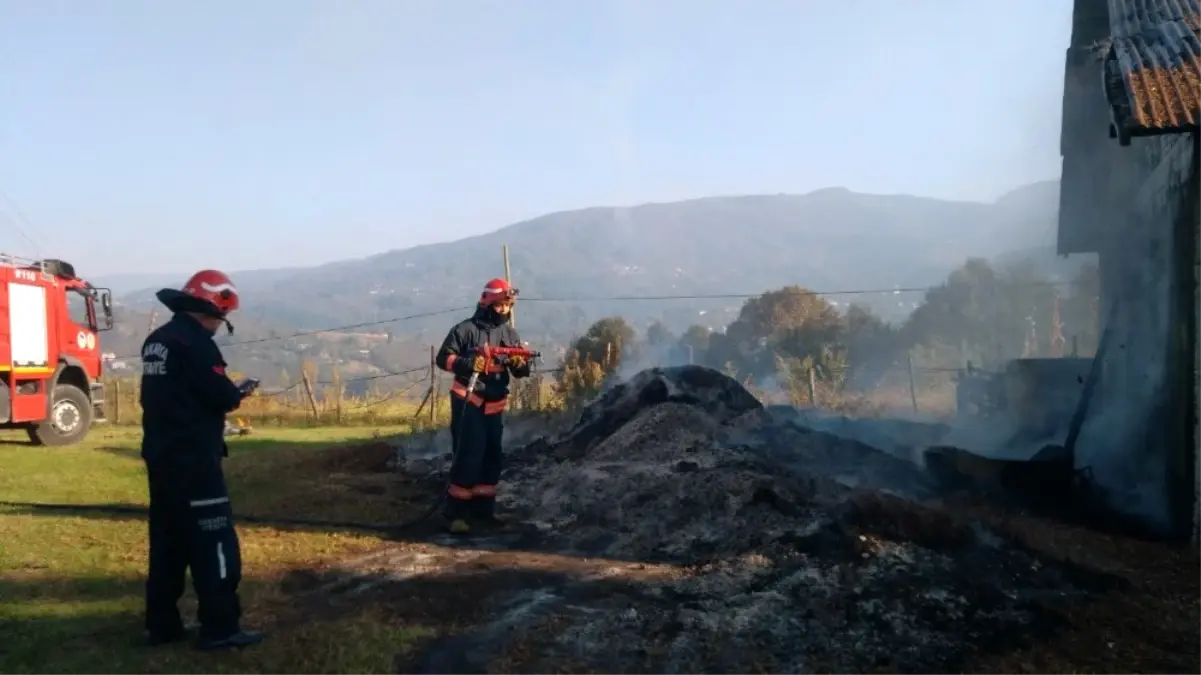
[503,243,515,328]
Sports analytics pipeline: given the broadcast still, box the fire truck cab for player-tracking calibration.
[1,254,114,446]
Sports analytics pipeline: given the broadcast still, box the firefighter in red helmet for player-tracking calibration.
[435,278,531,534]
[139,270,264,651]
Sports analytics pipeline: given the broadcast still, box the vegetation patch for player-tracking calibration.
[0,426,431,674]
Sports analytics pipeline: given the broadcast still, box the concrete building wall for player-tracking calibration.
[1073,133,1197,535]
[1186,137,1200,544]
[1058,0,1199,539]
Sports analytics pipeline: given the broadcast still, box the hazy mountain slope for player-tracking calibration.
[110,181,1063,340]
[94,267,309,296]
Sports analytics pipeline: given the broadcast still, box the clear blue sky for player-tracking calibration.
[1,0,1071,277]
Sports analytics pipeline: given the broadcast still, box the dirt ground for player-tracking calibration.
[273,500,1197,673]
[290,367,1198,674]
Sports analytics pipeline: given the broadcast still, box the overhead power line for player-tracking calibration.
[255,364,431,398]
[0,186,45,255]
[226,306,472,347]
[518,280,1085,303]
[112,306,473,361]
[111,278,1089,361]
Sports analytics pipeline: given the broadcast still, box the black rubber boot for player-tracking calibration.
[141,626,189,647]
[141,619,198,647]
[443,497,472,535]
[196,629,266,652]
[472,497,507,528]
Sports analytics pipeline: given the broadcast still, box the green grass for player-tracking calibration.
[0,425,432,674]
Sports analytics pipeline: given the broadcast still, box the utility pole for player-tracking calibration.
[503,243,515,328]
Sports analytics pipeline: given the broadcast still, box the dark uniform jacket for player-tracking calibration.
[140,313,244,467]
[436,307,531,402]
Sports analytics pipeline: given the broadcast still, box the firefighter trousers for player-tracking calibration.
[144,460,244,640]
[445,395,505,519]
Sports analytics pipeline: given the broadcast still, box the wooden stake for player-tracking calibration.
[332,366,344,425]
[428,345,437,424]
[113,379,121,424]
[300,368,320,421]
[807,366,818,407]
[414,386,432,421]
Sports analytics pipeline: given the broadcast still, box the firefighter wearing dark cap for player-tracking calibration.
[435,278,531,534]
[139,269,264,651]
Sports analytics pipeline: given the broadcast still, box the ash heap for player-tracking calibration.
[340,367,1124,673]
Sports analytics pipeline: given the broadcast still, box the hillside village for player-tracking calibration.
[96,180,1089,392]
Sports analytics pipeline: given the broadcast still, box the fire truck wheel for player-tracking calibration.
[27,384,93,447]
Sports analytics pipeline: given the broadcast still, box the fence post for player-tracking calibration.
[300,370,320,421]
[907,351,919,414]
[432,377,440,424]
[295,365,305,409]
[807,366,817,407]
[112,379,121,424]
[414,386,432,423]
[428,345,437,424]
[333,371,344,426]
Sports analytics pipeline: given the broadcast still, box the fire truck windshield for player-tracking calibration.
[65,285,114,332]
[66,287,92,328]
[92,288,114,331]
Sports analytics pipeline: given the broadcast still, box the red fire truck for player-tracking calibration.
[1,254,114,446]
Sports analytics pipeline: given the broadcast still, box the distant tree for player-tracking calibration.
[645,321,674,348]
[900,257,1060,367]
[841,304,900,387]
[731,286,841,341]
[710,286,843,376]
[553,349,609,410]
[568,316,637,370]
[676,324,712,363]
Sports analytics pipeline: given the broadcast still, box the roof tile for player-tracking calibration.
[1103,0,1201,138]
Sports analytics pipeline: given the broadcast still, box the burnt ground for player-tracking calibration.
[283,367,1199,674]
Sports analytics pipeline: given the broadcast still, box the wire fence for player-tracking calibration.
[102,365,436,428]
[101,348,1069,430]
[97,275,1097,429]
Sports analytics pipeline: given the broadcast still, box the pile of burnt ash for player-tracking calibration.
[417,366,1128,673]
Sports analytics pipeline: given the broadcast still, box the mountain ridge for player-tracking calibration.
[97,180,1061,292]
[89,179,1081,385]
[100,179,1072,340]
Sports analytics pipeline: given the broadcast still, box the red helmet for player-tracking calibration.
[157,269,240,318]
[182,270,240,315]
[478,278,518,307]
